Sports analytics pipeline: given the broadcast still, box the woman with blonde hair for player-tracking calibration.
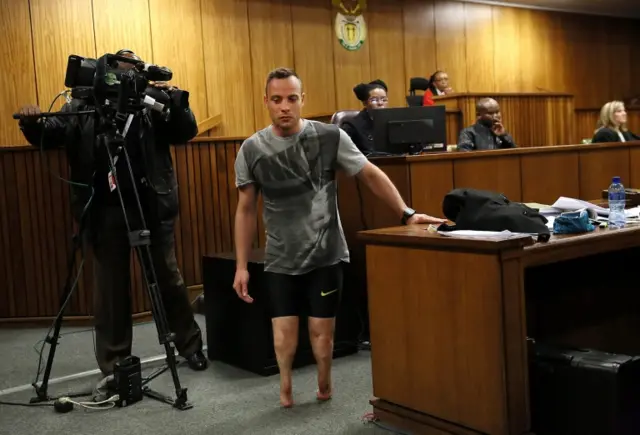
[592,100,639,143]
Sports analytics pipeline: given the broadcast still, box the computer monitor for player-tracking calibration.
[372,106,446,155]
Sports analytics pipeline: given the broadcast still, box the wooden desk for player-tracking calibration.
[433,92,575,147]
[338,141,640,337]
[358,225,640,435]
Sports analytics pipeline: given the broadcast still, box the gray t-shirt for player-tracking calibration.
[235,119,368,275]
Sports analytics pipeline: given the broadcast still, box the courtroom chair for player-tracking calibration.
[330,110,360,128]
[406,77,430,107]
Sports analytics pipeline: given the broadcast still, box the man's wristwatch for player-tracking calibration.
[401,207,416,225]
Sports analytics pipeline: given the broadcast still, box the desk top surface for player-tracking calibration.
[358,224,640,265]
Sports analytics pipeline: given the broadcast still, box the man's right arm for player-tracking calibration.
[456,128,476,152]
[234,184,258,271]
[18,103,72,149]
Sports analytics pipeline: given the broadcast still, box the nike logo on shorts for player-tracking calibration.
[321,289,338,297]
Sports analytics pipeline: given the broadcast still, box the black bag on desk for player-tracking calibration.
[529,341,640,435]
[439,188,550,240]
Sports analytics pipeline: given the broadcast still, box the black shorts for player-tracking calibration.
[265,262,343,319]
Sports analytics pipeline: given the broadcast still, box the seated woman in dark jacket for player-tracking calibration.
[592,100,640,143]
[341,79,388,153]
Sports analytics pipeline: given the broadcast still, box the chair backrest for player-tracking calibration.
[408,77,430,95]
[406,95,424,107]
[330,110,360,128]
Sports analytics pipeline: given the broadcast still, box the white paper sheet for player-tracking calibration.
[437,230,533,240]
[540,196,640,218]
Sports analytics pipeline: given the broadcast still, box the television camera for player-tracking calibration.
[12,53,194,411]
[64,52,188,126]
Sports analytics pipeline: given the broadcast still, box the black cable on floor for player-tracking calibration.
[0,401,53,408]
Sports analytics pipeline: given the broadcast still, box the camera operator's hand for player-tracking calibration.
[150,81,175,92]
[18,104,42,123]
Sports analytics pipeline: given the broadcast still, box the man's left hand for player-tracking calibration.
[151,81,175,91]
[407,214,447,225]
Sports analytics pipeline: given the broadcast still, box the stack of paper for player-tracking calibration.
[539,197,640,218]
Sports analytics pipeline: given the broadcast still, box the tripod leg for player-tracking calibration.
[101,132,191,410]
[31,231,84,403]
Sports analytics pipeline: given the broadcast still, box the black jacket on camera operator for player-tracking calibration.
[17,49,207,381]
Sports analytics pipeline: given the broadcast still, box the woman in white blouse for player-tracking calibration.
[592,100,639,143]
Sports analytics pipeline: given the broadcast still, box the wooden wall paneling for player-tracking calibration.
[92,0,154,62]
[606,18,632,103]
[203,145,222,253]
[47,151,75,315]
[518,9,551,93]
[28,152,50,316]
[402,0,436,91]
[409,160,454,216]
[248,0,294,129]
[0,0,37,146]
[30,0,96,112]
[200,142,217,256]
[579,148,630,200]
[629,148,640,189]
[628,111,640,135]
[491,5,521,92]
[453,156,522,201]
[520,151,580,204]
[1,154,16,317]
[463,2,495,93]
[332,4,371,110]
[561,14,609,109]
[631,25,640,98]
[434,0,467,93]
[201,0,255,137]
[3,154,27,316]
[149,0,208,129]
[575,109,599,142]
[445,111,461,145]
[226,143,240,250]
[291,0,337,118]
[367,0,406,108]
[215,143,233,251]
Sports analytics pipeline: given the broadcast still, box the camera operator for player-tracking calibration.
[16,49,207,382]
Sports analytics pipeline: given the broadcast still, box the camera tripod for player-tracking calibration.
[28,110,192,411]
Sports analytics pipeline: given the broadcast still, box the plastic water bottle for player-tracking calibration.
[608,176,626,229]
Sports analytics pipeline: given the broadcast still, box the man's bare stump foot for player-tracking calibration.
[280,386,294,408]
[316,384,332,401]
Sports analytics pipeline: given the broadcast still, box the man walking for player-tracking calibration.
[232,67,445,407]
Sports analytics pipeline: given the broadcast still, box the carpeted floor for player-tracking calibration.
[0,316,405,435]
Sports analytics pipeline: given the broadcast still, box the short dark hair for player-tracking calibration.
[476,97,495,114]
[265,67,301,95]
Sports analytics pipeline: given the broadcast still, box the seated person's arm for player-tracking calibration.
[456,128,475,151]
[340,121,363,151]
[18,103,73,149]
[499,133,517,148]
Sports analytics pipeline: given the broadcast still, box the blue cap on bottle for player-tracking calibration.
[613,176,621,183]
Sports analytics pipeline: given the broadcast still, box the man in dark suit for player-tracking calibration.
[458,98,517,151]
